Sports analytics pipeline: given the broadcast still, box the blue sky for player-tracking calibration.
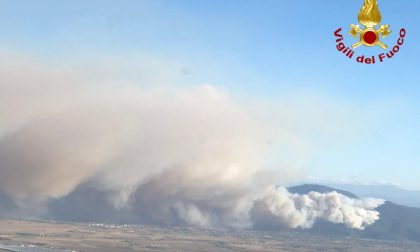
[0,0,419,188]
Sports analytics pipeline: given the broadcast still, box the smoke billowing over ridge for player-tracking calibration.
[0,53,383,230]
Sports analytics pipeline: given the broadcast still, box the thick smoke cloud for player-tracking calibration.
[0,53,383,230]
[250,187,383,230]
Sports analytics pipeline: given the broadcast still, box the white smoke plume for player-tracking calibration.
[0,52,383,230]
[251,187,383,230]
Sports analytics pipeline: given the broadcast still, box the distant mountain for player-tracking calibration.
[47,184,139,223]
[364,202,420,241]
[0,192,17,218]
[326,183,420,208]
[289,184,420,242]
[4,183,420,242]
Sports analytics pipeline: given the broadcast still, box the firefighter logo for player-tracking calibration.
[349,0,391,49]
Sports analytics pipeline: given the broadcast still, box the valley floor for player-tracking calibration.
[0,220,419,252]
